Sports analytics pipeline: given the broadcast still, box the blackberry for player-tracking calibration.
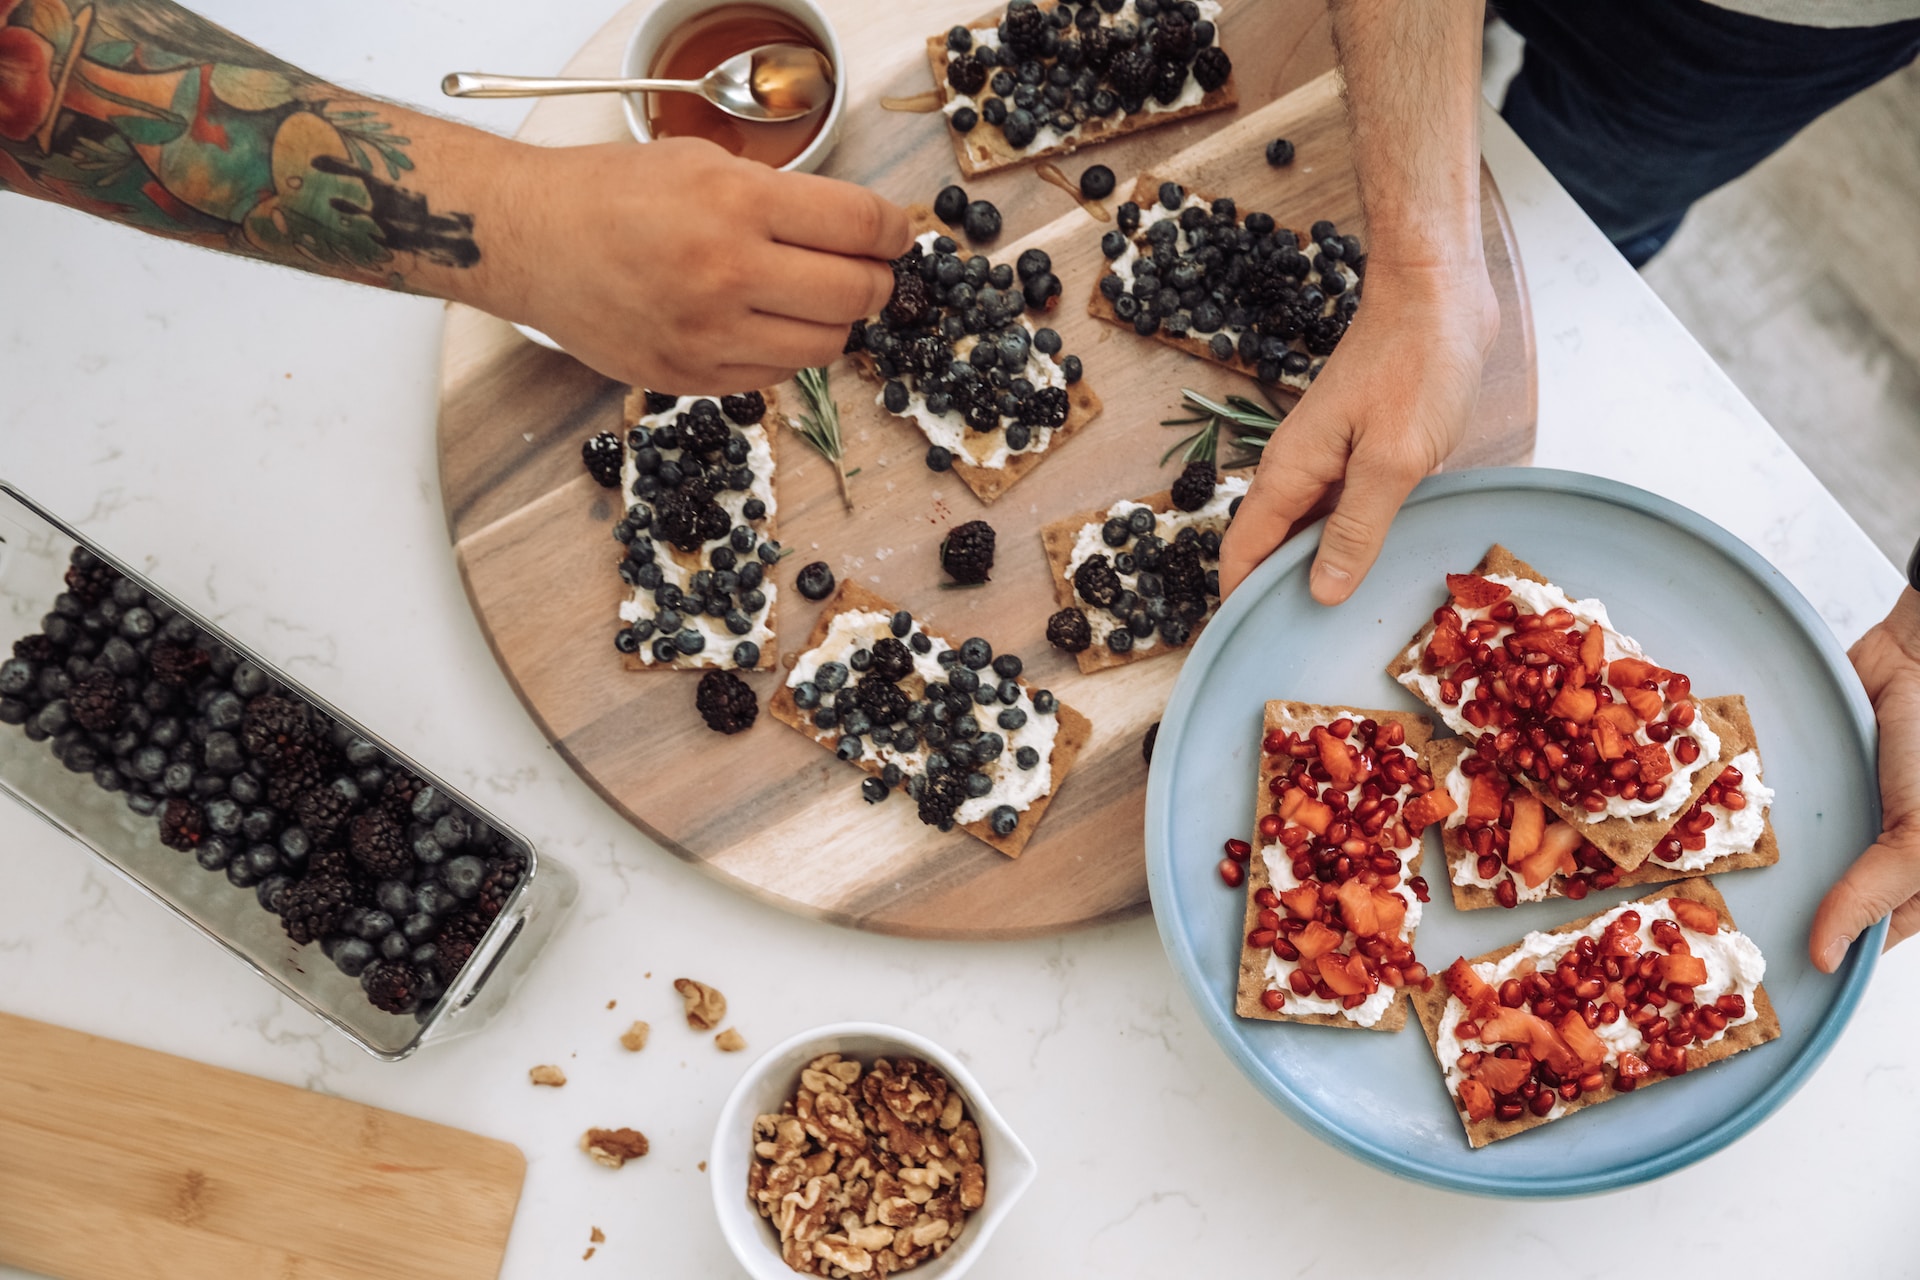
[1002,0,1047,54]
[348,807,410,879]
[884,272,934,329]
[678,409,730,455]
[158,798,204,851]
[13,634,57,664]
[641,390,678,415]
[1170,459,1217,512]
[962,200,1002,243]
[853,673,909,726]
[265,751,324,810]
[278,872,356,945]
[148,642,210,687]
[63,553,119,606]
[363,961,425,1015]
[695,670,758,735]
[1106,46,1156,101]
[241,694,314,768]
[721,391,766,424]
[1151,7,1195,61]
[294,783,354,844]
[477,851,527,918]
[1161,540,1209,608]
[68,669,125,733]
[654,487,727,553]
[940,520,996,584]
[582,432,623,487]
[869,637,915,682]
[1073,555,1122,608]
[947,53,987,95]
[916,769,968,831]
[1046,607,1093,653]
[380,769,427,815]
[1021,386,1070,429]
[796,561,836,601]
[1191,45,1232,93]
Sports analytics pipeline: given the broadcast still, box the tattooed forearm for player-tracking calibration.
[0,0,481,286]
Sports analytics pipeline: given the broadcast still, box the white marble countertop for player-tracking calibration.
[2,3,1915,1276]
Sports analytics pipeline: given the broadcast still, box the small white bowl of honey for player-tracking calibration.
[622,0,846,173]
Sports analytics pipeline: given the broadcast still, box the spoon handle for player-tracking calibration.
[441,71,697,99]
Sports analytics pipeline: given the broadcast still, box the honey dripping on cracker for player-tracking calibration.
[1035,162,1111,222]
[880,90,944,112]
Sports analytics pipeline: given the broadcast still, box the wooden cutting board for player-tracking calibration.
[435,0,1536,938]
[0,1011,525,1280]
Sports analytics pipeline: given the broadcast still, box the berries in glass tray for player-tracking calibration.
[940,520,997,584]
[0,547,525,1022]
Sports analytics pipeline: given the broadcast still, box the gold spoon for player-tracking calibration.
[441,43,834,122]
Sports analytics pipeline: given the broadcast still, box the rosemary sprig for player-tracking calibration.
[791,366,853,511]
[1159,388,1287,467]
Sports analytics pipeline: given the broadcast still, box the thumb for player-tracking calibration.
[1307,444,1424,606]
[1809,834,1920,972]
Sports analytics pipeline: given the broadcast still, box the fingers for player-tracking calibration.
[1308,442,1426,606]
[734,312,853,371]
[766,170,913,259]
[1809,836,1920,971]
[752,244,895,326]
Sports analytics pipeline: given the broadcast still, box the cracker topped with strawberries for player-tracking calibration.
[1387,546,1725,871]
[1233,700,1449,1032]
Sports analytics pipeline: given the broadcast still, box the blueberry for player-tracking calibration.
[733,641,761,667]
[674,628,705,655]
[796,561,836,601]
[989,806,1019,836]
[962,200,1002,242]
[334,938,375,978]
[883,379,911,413]
[1100,229,1130,261]
[126,792,159,816]
[202,796,241,836]
[1022,272,1061,310]
[1032,689,1058,714]
[860,776,889,804]
[793,682,821,711]
[1060,355,1083,384]
[417,882,460,917]
[959,637,993,669]
[403,911,439,942]
[443,854,485,900]
[433,812,469,849]
[836,735,865,761]
[816,662,851,694]
[947,24,973,51]
[204,731,244,774]
[997,679,1021,706]
[757,540,783,565]
[161,761,195,795]
[998,707,1029,731]
[1016,745,1041,770]
[1159,181,1184,210]
[378,931,411,962]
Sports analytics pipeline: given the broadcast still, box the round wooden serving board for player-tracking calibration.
[436,0,1537,938]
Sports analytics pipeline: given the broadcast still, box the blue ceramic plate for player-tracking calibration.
[1145,468,1882,1196]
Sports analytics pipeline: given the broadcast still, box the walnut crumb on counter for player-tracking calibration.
[529,1064,567,1087]
[675,978,727,1030]
[590,1227,605,1244]
[715,1027,747,1052]
[582,1127,650,1169]
[621,1021,651,1052]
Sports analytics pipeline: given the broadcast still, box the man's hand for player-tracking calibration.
[484,137,911,393]
[1811,588,1920,971]
[1217,265,1498,602]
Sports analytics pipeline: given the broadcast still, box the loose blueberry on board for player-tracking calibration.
[1079,164,1116,200]
[962,199,1002,243]
[934,183,969,225]
[796,561,836,601]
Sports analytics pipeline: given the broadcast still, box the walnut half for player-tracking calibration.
[674,978,727,1030]
[581,1127,650,1169]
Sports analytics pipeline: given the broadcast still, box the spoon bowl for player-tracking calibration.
[440,42,833,122]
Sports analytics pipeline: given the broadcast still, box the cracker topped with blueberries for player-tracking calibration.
[583,388,783,671]
[1040,459,1248,673]
[847,206,1103,504]
[1091,175,1364,391]
[768,582,1091,858]
[930,0,1237,177]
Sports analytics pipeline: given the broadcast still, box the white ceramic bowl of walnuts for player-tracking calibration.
[711,1022,1036,1279]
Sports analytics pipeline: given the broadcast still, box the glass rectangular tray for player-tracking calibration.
[0,481,576,1060]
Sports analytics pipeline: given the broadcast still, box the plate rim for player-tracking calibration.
[1144,466,1886,1197]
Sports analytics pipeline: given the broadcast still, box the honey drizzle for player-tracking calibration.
[1036,161,1111,222]
[880,90,944,113]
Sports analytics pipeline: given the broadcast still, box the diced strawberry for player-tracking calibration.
[1457,1078,1496,1121]
[1279,788,1306,821]
[1314,726,1358,789]
[1318,953,1372,996]
[1294,796,1333,835]
[1670,898,1720,934]
[1425,625,1469,671]
[1591,715,1632,762]
[1443,957,1492,1004]
[1608,657,1668,690]
[1278,885,1320,921]
[1658,952,1708,986]
[1371,888,1408,939]
[1470,1056,1534,1095]
[1293,920,1344,961]
[1557,1010,1609,1069]
[1614,1052,1651,1091]
[1528,1020,1580,1075]
[1506,794,1545,865]
[1516,825,1579,889]
[1335,879,1380,937]
[1476,1008,1541,1046]
[1447,574,1511,609]
[1634,741,1675,785]
[1508,629,1583,667]
[1549,686,1598,724]
[1467,772,1508,823]
[1623,685,1665,723]
[1579,624,1605,673]
[1402,789,1456,835]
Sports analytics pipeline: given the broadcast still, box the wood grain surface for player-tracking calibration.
[0,1010,524,1280]
[436,0,1537,938]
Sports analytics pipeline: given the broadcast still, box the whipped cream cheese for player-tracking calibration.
[1396,573,1720,823]
[1435,898,1765,1120]
[786,609,1058,825]
[1254,708,1425,1029]
[1672,749,1773,871]
[617,395,777,668]
[941,0,1225,154]
[1106,195,1357,391]
[1060,475,1247,649]
[879,231,1071,471]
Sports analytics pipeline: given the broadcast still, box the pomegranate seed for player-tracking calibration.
[1260,988,1287,1011]
[1528,1090,1557,1117]
[1496,1101,1525,1122]
[1439,679,1461,705]
[1496,880,1519,909]
[1667,673,1691,701]
[1671,701,1697,729]
[1289,969,1315,995]
[1256,909,1282,931]
[1716,993,1747,1019]
[1557,1080,1581,1102]
[1647,722,1673,743]
[1476,853,1502,880]
[1565,877,1591,900]
[1257,814,1282,840]
[1254,886,1279,909]
[1272,938,1299,961]
[1641,781,1667,802]
[1263,730,1289,754]
[1674,736,1701,765]
[1721,790,1748,811]
[1499,979,1525,1008]
[1615,1052,1650,1091]
[1326,716,1354,740]
[1224,837,1253,863]
[1408,876,1430,903]
[1218,858,1245,888]
[1599,1001,1620,1024]
[1248,928,1277,948]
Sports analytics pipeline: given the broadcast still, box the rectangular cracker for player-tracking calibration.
[1423,695,1778,911]
[1037,469,1251,674]
[766,581,1091,858]
[1233,701,1435,1033]
[1085,175,1353,394]
[1385,545,1721,872]
[847,205,1103,505]
[616,387,780,672]
[1409,878,1782,1148]
[926,8,1237,178]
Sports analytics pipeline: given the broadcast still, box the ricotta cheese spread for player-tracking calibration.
[617,394,776,668]
[1671,749,1773,872]
[1434,898,1765,1120]
[786,609,1058,826]
[1060,475,1247,650]
[1395,573,1720,823]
